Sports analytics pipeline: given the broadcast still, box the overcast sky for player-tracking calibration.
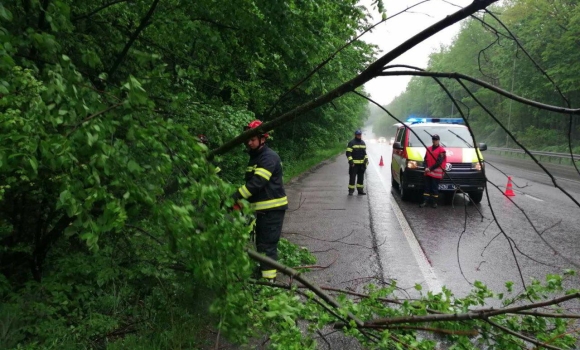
[360,0,474,106]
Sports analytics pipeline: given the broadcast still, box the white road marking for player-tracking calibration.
[524,194,544,202]
[368,153,443,294]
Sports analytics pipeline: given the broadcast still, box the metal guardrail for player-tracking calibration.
[488,147,580,164]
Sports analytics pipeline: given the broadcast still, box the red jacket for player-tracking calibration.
[424,145,446,179]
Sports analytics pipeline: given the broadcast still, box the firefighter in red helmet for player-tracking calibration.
[232,120,287,281]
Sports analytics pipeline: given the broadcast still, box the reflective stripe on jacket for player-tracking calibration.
[233,145,288,211]
[424,145,446,179]
[346,139,368,165]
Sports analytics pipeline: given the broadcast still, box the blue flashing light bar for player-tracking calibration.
[405,117,464,125]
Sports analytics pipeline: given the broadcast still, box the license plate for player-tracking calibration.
[438,184,457,190]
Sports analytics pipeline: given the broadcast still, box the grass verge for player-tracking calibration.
[282,142,345,183]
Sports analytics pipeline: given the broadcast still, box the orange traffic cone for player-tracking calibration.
[505,176,515,197]
[379,156,384,166]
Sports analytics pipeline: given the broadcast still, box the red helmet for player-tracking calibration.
[197,134,209,144]
[245,120,269,138]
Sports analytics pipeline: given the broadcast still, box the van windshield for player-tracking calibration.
[407,126,475,148]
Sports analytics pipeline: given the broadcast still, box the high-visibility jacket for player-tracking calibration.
[346,138,368,165]
[424,145,446,179]
[233,145,288,211]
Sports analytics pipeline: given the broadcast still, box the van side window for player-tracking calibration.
[396,128,405,144]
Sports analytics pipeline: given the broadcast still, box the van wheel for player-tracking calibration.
[468,191,484,204]
[399,172,412,201]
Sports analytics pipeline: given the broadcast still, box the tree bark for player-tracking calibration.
[31,215,75,282]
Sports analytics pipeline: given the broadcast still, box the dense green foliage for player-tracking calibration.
[373,0,580,153]
[0,0,371,348]
[1,0,578,348]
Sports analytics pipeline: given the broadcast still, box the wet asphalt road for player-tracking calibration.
[366,141,580,297]
[279,140,579,348]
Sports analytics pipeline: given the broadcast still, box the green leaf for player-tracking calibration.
[29,157,38,173]
[87,132,98,146]
[59,190,71,207]
[0,4,13,21]
[127,160,141,173]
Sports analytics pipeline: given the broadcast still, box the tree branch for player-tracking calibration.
[72,0,131,21]
[126,224,163,245]
[512,310,580,319]
[245,248,364,327]
[31,215,75,282]
[364,292,580,326]
[66,102,124,137]
[372,324,479,336]
[486,319,563,350]
[318,285,455,318]
[37,0,51,31]
[378,70,580,115]
[107,0,161,78]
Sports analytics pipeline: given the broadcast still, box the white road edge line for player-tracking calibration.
[524,194,544,202]
[369,153,443,294]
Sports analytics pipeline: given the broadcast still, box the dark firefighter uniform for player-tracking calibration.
[233,144,288,280]
[346,133,368,195]
[421,135,446,208]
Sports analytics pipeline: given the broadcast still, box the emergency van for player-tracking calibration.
[391,117,487,203]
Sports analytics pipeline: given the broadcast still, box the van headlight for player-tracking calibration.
[472,161,484,171]
[407,160,422,169]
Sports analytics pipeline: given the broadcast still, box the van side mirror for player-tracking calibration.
[478,143,487,151]
[393,141,403,150]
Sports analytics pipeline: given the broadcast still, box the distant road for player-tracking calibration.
[484,153,580,195]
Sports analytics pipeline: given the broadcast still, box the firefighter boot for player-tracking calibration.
[419,200,428,208]
[348,191,354,196]
[357,190,366,195]
[431,195,438,208]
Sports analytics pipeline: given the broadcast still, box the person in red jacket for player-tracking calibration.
[420,134,446,208]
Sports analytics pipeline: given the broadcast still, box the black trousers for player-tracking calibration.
[348,164,365,192]
[423,176,441,202]
[255,210,286,271]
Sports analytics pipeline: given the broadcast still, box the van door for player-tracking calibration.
[391,126,406,183]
